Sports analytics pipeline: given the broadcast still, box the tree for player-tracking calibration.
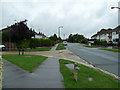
[68,34,85,43]
[2,20,35,43]
[2,29,10,42]
[68,34,73,42]
[49,34,58,43]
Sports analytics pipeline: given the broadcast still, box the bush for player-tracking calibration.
[29,39,38,49]
[118,41,120,47]
[16,39,30,48]
[29,38,55,48]
[17,38,55,49]
[94,40,107,47]
[80,39,88,44]
[100,41,107,47]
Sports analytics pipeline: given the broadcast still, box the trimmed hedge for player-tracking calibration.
[16,38,55,49]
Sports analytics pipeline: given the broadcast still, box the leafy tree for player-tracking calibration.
[68,34,73,42]
[2,29,10,42]
[80,38,88,44]
[68,34,85,43]
[49,34,59,43]
[2,20,35,43]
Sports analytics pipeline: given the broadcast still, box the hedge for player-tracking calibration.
[16,38,55,49]
[94,40,107,47]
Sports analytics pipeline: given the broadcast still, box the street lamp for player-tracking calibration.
[111,6,120,24]
[58,26,63,38]
[111,6,120,44]
[111,7,120,9]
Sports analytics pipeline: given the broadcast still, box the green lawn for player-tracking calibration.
[2,54,47,72]
[99,48,120,52]
[82,45,98,48]
[25,47,51,52]
[59,59,119,88]
[56,44,66,50]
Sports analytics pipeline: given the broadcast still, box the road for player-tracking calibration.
[66,43,119,76]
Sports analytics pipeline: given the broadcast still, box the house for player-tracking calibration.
[34,32,48,39]
[91,25,120,43]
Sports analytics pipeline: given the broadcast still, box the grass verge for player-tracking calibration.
[82,45,98,48]
[56,44,66,50]
[25,47,51,52]
[2,54,47,72]
[59,59,119,88]
[99,48,120,52]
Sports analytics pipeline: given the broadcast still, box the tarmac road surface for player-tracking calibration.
[66,43,119,76]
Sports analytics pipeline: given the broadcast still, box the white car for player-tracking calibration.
[0,45,5,51]
[63,41,67,46]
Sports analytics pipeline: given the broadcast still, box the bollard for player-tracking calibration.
[74,63,78,81]
[22,49,24,55]
[18,49,21,55]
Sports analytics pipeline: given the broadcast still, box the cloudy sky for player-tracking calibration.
[0,0,120,39]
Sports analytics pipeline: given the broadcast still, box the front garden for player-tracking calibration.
[2,54,47,72]
[59,59,120,88]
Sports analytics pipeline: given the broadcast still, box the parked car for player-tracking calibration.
[112,41,118,46]
[63,41,67,46]
[0,45,5,51]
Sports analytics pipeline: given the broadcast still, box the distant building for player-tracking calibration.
[91,26,120,43]
[35,35,43,38]
[34,32,48,39]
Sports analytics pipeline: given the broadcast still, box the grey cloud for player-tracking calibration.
[0,0,119,39]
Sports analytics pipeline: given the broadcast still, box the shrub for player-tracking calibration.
[118,41,120,47]
[80,39,88,44]
[94,40,107,47]
[29,39,38,49]
[100,41,107,47]
[17,38,55,49]
[29,38,55,48]
[16,39,30,48]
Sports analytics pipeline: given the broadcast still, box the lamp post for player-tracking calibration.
[58,26,63,38]
[111,7,120,9]
[111,6,120,24]
[111,5,120,44]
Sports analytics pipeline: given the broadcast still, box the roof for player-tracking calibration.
[91,25,120,38]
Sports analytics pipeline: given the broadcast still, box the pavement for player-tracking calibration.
[2,50,87,65]
[2,44,64,88]
[50,44,58,51]
[2,43,120,88]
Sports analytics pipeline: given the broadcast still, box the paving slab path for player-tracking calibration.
[50,44,58,51]
[2,44,64,88]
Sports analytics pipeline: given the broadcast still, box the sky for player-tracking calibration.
[0,0,120,39]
